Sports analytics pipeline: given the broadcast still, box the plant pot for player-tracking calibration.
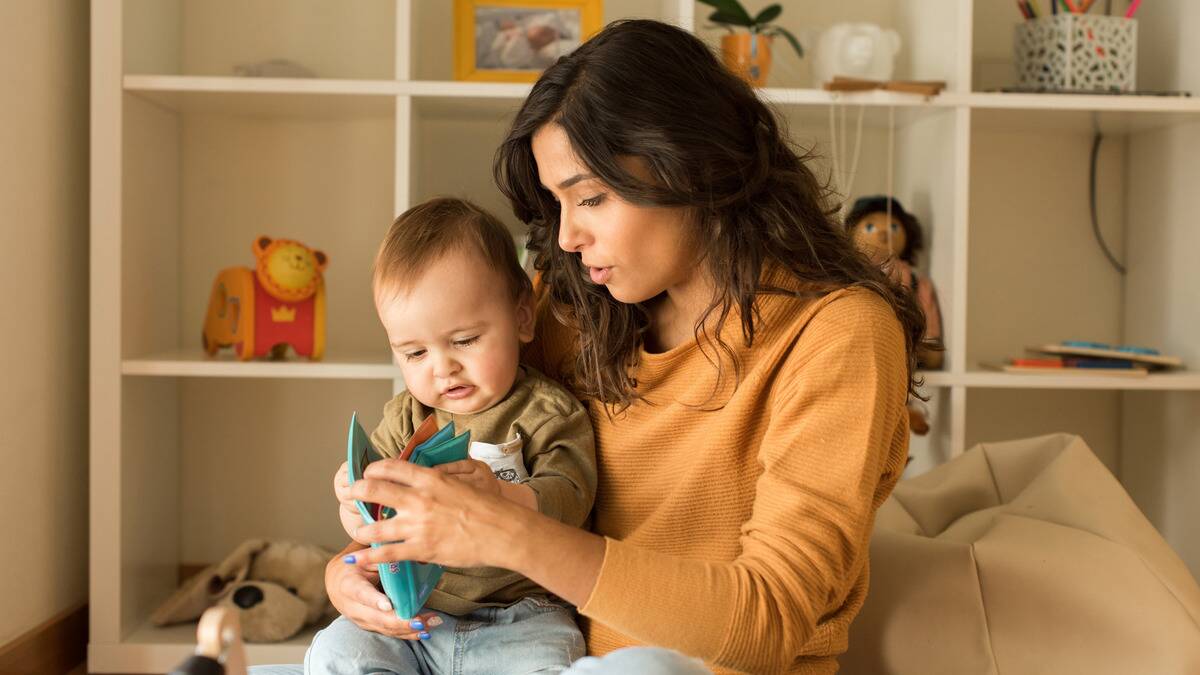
[721,33,773,87]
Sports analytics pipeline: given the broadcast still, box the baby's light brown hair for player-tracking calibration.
[373,197,532,304]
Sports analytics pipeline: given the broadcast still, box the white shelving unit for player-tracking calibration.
[91,0,1200,670]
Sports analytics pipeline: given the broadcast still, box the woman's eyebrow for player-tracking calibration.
[555,173,595,190]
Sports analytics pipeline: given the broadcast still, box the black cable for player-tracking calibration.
[1089,131,1126,275]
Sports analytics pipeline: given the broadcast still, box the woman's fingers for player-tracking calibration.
[346,476,417,510]
[362,457,442,487]
[343,541,427,569]
[333,563,436,639]
[436,459,483,475]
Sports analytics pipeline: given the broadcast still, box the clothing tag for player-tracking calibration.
[468,433,529,483]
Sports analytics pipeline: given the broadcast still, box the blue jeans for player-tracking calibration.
[262,596,583,674]
[250,602,711,675]
[252,648,710,675]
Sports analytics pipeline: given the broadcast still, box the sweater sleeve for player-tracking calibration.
[577,293,910,673]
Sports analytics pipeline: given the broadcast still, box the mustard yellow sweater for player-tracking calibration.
[526,283,910,674]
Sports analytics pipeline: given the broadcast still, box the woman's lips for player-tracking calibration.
[442,385,475,400]
[588,266,612,284]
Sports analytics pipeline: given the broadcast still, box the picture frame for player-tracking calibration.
[454,0,603,82]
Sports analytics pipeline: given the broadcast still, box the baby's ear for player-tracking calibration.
[516,291,535,344]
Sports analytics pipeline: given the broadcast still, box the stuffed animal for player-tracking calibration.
[151,539,334,643]
[202,236,328,360]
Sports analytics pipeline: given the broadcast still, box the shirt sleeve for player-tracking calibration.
[578,293,910,672]
[369,392,418,460]
[522,399,597,528]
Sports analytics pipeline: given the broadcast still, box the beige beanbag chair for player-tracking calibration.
[843,433,1200,675]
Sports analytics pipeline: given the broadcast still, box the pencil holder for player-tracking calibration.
[1015,15,1136,92]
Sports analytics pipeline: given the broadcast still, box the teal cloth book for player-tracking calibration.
[346,412,470,619]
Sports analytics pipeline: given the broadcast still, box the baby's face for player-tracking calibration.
[376,248,534,415]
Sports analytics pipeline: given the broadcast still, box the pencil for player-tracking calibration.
[1125,0,1142,18]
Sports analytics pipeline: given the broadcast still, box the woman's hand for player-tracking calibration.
[324,542,443,640]
[437,459,502,497]
[344,458,525,570]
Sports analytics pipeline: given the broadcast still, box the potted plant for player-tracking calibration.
[698,1,803,87]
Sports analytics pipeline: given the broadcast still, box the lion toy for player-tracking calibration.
[202,236,328,360]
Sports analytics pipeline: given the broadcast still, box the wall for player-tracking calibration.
[0,0,90,648]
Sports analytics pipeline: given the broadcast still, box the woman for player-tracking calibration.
[318,19,922,675]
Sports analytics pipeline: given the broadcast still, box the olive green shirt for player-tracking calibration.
[370,365,597,615]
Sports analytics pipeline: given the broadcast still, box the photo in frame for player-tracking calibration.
[454,0,603,82]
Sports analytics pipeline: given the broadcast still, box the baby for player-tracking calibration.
[309,197,596,674]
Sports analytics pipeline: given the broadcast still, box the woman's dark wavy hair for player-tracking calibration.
[494,19,926,411]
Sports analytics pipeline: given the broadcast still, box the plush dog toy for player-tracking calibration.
[202,236,328,360]
[151,539,334,643]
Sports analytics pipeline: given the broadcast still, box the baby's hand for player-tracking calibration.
[437,459,502,497]
[334,461,368,543]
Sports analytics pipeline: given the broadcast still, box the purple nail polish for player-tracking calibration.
[419,631,431,640]
[342,554,356,564]
[411,620,424,630]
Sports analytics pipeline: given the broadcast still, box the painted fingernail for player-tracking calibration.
[427,616,444,627]
[342,554,356,564]
[419,631,431,640]
[410,620,424,630]
[377,599,392,611]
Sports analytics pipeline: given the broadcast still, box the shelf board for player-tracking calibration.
[916,370,956,388]
[123,77,1200,132]
[968,91,1200,114]
[90,619,319,673]
[124,75,398,118]
[399,80,532,99]
[968,92,1200,134]
[122,349,400,380]
[960,370,1200,390]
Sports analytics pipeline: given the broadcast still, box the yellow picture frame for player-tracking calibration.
[454,0,604,82]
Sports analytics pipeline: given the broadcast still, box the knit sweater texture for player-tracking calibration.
[525,281,910,674]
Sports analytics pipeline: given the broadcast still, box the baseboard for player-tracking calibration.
[0,602,87,675]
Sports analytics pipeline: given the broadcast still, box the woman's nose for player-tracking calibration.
[557,209,587,253]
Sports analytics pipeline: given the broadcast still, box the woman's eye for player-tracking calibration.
[890,223,900,231]
[577,194,604,207]
[403,350,426,361]
[865,223,876,233]
[453,336,479,348]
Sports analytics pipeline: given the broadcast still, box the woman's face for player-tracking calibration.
[530,123,698,304]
